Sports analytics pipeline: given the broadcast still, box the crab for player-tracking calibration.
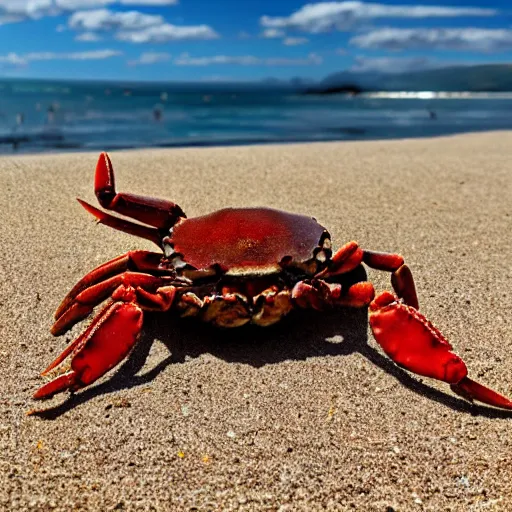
[33,152,512,411]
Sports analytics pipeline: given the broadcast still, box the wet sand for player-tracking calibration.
[1,132,512,510]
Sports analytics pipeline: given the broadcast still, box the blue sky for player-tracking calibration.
[0,0,511,81]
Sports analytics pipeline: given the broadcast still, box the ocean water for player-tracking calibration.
[1,78,512,154]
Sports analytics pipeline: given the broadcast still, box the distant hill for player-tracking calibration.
[302,84,364,95]
[319,64,512,93]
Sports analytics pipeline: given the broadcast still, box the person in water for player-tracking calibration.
[153,105,163,122]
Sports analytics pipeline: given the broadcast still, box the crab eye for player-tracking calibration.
[171,254,187,269]
[316,250,327,263]
[163,243,173,258]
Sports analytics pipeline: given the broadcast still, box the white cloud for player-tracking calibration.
[120,0,177,4]
[260,1,497,33]
[116,23,218,42]
[283,37,308,46]
[67,8,218,43]
[75,31,102,41]
[0,49,122,66]
[351,55,445,73]
[27,49,122,59]
[69,9,164,31]
[174,53,258,66]
[0,1,178,22]
[261,28,285,38]
[0,14,24,25]
[174,52,322,66]
[350,28,512,52]
[66,8,218,43]
[128,51,171,65]
[56,0,112,8]
[0,0,58,18]
[0,52,28,65]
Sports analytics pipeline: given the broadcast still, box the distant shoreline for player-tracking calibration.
[3,127,512,156]
[2,79,512,155]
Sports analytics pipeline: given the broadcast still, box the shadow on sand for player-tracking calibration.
[30,267,512,420]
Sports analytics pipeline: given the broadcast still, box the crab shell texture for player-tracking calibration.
[162,207,332,327]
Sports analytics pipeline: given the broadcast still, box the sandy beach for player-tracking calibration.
[1,132,512,510]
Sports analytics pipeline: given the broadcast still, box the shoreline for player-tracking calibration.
[2,132,512,510]
[1,127,512,156]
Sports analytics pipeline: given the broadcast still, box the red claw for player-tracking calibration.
[369,291,512,410]
[34,301,144,400]
[33,371,80,400]
[78,199,162,247]
[93,152,185,229]
[451,377,512,410]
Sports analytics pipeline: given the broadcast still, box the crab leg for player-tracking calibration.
[318,242,419,310]
[78,200,162,247]
[55,250,165,320]
[369,291,512,410]
[34,284,176,399]
[316,241,363,278]
[292,279,375,310]
[93,152,185,229]
[363,251,419,310]
[53,271,178,335]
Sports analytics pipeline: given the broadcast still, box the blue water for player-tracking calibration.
[1,79,512,153]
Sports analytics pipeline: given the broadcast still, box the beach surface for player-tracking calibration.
[1,132,512,510]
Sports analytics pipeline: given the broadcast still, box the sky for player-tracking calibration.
[0,0,511,82]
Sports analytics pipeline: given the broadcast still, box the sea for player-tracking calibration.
[1,78,512,154]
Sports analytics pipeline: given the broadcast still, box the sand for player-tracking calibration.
[1,132,512,511]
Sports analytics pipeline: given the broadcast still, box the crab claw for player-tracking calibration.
[369,291,512,410]
[33,301,143,399]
